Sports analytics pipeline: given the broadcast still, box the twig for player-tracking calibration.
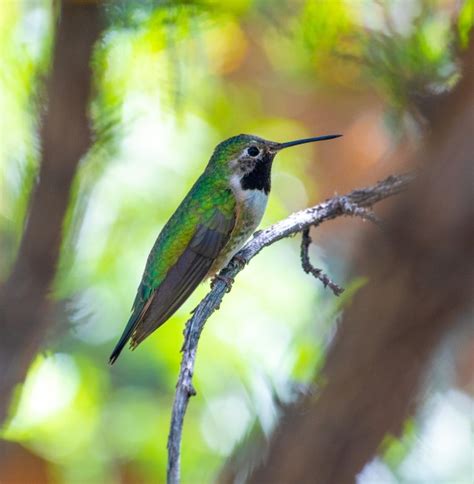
[338,197,384,226]
[300,228,344,296]
[166,173,413,484]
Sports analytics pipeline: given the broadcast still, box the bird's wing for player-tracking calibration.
[109,207,235,363]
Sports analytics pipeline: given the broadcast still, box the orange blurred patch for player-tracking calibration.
[204,21,248,75]
[343,110,390,169]
[0,442,49,484]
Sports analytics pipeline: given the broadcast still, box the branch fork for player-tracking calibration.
[166,173,413,484]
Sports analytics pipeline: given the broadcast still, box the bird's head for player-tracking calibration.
[209,133,341,194]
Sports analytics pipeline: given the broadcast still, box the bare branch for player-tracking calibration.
[338,198,384,227]
[300,228,344,296]
[166,172,413,484]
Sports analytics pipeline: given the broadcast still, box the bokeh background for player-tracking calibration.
[0,1,473,483]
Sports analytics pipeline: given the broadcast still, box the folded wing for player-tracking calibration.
[109,208,235,363]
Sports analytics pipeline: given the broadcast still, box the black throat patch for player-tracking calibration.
[240,153,273,194]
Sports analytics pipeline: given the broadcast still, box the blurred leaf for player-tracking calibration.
[458,0,474,48]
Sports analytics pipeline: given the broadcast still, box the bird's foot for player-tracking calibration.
[232,254,247,267]
[211,274,234,292]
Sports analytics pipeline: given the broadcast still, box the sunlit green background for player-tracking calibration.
[1,1,473,483]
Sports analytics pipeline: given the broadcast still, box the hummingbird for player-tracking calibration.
[109,133,341,363]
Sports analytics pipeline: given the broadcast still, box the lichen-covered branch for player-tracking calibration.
[166,173,413,484]
[300,228,344,296]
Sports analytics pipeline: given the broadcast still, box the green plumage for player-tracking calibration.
[109,137,247,363]
[135,137,245,302]
[134,172,236,307]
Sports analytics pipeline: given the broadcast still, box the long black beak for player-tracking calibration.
[276,134,342,150]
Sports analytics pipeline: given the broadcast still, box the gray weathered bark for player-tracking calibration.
[167,173,413,484]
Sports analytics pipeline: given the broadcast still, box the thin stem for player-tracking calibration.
[300,228,344,296]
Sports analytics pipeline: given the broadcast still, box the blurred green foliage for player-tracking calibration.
[0,1,472,483]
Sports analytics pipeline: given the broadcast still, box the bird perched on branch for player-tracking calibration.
[110,133,341,363]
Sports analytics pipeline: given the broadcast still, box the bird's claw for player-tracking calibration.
[232,254,247,267]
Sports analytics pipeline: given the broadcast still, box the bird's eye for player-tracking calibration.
[247,146,260,157]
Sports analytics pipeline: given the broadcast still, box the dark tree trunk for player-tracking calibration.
[0,2,102,427]
[223,40,474,484]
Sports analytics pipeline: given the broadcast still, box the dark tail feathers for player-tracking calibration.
[109,310,141,364]
[109,333,130,364]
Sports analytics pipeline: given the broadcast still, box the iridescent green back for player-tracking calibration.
[132,135,253,309]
